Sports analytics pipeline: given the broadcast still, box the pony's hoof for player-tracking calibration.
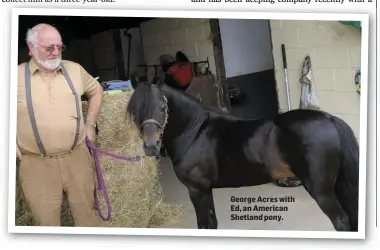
[274,176,302,187]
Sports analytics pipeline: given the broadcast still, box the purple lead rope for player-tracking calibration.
[86,138,141,221]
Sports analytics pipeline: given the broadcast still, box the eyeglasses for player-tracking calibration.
[38,44,66,53]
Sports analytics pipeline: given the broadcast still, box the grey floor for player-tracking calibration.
[157,157,335,231]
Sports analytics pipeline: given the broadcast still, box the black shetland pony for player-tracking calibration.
[125,74,359,232]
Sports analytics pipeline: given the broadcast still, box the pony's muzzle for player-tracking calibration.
[141,124,162,156]
[143,139,162,156]
[144,137,162,148]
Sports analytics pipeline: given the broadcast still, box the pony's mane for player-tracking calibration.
[126,81,155,125]
[126,75,236,126]
[159,80,230,117]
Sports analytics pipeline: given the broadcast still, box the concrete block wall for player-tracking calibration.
[270,20,361,140]
[139,18,216,81]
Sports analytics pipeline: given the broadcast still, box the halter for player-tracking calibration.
[139,91,169,141]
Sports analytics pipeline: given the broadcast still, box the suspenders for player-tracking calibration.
[24,62,81,155]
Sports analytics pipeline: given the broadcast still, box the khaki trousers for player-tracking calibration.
[18,142,100,227]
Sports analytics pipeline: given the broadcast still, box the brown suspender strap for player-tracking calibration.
[24,62,81,155]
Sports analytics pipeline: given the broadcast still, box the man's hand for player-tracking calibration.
[85,123,97,142]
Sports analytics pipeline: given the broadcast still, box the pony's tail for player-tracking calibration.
[330,115,359,231]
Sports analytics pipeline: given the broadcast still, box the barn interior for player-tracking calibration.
[18,15,279,121]
[16,15,338,230]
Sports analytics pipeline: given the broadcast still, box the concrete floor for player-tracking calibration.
[157,157,336,231]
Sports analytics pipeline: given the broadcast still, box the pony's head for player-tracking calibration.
[126,73,169,157]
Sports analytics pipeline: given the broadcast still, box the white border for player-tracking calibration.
[8,8,369,240]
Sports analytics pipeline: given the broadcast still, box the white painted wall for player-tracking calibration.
[218,18,274,78]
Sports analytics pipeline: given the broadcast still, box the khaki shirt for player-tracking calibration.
[17,58,102,155]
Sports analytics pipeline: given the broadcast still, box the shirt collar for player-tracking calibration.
[28,58,63,75]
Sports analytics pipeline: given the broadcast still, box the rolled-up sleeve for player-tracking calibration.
[80,65,102,98]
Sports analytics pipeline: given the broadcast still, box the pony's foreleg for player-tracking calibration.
[188,187,218,229]
[208,189,218,228]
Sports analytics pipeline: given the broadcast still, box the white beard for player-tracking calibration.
[33,47,62,70]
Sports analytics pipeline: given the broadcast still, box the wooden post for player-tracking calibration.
[209,19,230,113]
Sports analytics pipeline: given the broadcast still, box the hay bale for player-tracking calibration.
[15,88,184,228]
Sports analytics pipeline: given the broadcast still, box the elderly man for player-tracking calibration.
[17,23,103,227]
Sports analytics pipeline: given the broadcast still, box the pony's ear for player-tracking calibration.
[130,69,140,89]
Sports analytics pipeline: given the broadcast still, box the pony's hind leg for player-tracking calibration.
[301,153,351,231]
[259,124,302,188]
[311,190,350,231]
